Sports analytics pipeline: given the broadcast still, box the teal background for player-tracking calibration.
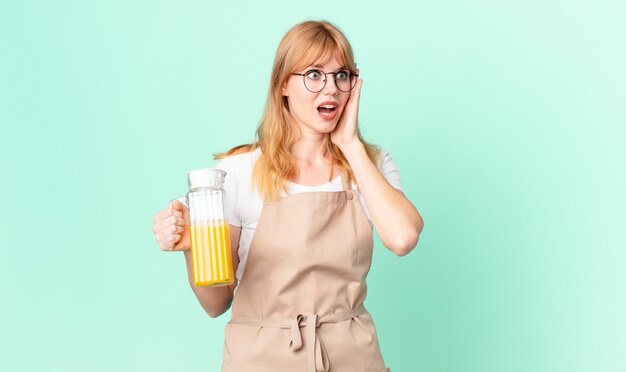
[1,0,625,371]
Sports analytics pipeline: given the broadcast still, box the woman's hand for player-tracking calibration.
[152,199,190,251]
[331,69,363,151]
[329,67,423,255]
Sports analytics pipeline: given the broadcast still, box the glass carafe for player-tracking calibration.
[185,168,234,287]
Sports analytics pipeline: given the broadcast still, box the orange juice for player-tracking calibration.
[189,222,234,287]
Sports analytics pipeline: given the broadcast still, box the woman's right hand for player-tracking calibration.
[152,199,190,251]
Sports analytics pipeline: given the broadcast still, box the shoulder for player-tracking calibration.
[376,149,393,168]
[214,148,261,226]
[375,149,398,174]
[215,147,261,173]
[375,149,403,191]
[215,147,261,199]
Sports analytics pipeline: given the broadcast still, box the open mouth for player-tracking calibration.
[317,103,338,120]
[317,105,337,114]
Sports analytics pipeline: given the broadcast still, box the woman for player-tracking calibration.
[152,20,423,372]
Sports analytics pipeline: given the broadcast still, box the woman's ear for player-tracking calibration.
[282,85,289,97]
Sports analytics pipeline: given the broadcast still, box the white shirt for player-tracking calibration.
[216,147,403,281]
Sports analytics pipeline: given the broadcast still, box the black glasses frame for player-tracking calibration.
[291,69,359,93]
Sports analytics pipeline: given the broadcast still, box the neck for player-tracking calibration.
[291,134,331,166]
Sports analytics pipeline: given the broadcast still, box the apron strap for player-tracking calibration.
[229,304,367,372]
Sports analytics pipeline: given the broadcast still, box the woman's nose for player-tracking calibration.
[323,76,339,95]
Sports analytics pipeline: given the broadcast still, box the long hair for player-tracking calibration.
[215,20,379,200]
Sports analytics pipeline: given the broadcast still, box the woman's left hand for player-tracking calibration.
[331,69,363,150]
[329,68,423,256]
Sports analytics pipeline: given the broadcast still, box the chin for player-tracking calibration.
[296,114,339,135]
[316,121,338,134]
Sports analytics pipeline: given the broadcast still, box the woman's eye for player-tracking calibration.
[306,70,322,80]
[336,71,349,80]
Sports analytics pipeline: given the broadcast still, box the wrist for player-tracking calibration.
[340,140,365,160]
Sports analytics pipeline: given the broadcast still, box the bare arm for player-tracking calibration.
[343,143,423,256]
[331,77,424,256]
[153,199,241,318]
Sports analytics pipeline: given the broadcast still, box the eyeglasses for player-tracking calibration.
[291,69,359,93]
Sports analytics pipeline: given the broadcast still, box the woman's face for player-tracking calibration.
[282,57,351,138]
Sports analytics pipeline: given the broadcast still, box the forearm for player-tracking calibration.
[183,250,234,318]
[343,142,424,256]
